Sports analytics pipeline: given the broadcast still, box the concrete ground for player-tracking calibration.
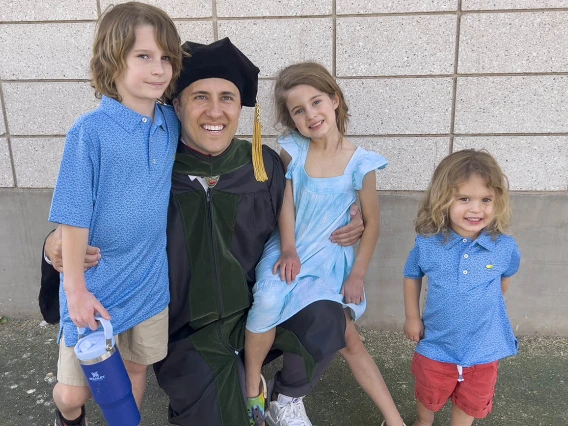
[0,319,566,426]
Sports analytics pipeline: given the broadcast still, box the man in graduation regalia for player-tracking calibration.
[42,38,364,426]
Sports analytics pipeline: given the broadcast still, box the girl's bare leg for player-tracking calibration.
[245,328,276,397]
[339,310,404,426]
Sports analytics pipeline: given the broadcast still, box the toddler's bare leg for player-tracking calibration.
[245,328,276,397]
[339,310,404,426]
[413,401,435,426]
[450,404,475,426]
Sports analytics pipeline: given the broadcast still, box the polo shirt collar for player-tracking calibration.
[444,231,465,250]
[443,229,496,251]
[100,96,160,133]
[153,104,165,129]
[474,231,496,251]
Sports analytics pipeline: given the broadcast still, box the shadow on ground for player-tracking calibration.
[0,319,566,425]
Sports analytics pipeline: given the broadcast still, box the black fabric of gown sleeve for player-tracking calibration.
[39,230,61,324]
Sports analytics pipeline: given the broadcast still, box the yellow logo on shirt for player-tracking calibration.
[486,264,494,270]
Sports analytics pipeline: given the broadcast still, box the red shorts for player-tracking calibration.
[411,352,499,418]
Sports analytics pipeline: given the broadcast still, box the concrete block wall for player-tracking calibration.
[2,1,568,191]
[1,1,567,334]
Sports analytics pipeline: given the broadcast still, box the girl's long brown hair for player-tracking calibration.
[273,62,350,146]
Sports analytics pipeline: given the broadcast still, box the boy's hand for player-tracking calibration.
[45,226,101,273]
[66,287,110,330]
[273,250,301,284]
[404,317,424,342]
[341,275,365,304]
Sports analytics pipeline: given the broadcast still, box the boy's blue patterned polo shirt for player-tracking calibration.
[404,230,521,367]
[49,96,179,346]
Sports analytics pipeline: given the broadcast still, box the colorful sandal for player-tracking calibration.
[247,374,267,426]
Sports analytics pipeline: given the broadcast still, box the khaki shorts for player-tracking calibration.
[57,307,168,387]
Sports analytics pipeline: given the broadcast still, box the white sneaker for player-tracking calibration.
[265,394,312,426]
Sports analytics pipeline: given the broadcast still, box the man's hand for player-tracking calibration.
[341,275,365,305]
[45,226,101,273]
[273,249,301,284]
[330,204,364,246]
[404,317,424,343]
[66,286,110,330]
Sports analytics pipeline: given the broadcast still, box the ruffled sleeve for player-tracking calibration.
[277,131,309,180]
[352,149,388,190]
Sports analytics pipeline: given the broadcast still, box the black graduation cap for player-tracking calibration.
[173,38,267,181]
[174,37,260,107]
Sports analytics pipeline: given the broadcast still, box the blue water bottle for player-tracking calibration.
[74,317,140,426]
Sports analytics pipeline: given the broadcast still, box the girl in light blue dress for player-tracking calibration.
[244,62,406,426]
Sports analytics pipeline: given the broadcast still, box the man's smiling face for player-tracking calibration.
[174,78,242,156]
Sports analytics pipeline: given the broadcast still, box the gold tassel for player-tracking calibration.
[252,99,268,182]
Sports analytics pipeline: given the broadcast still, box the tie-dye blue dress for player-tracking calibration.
[246,132,387,333]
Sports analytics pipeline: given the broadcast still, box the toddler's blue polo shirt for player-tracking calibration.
[404,231,521,366]
[50,96,179,346]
